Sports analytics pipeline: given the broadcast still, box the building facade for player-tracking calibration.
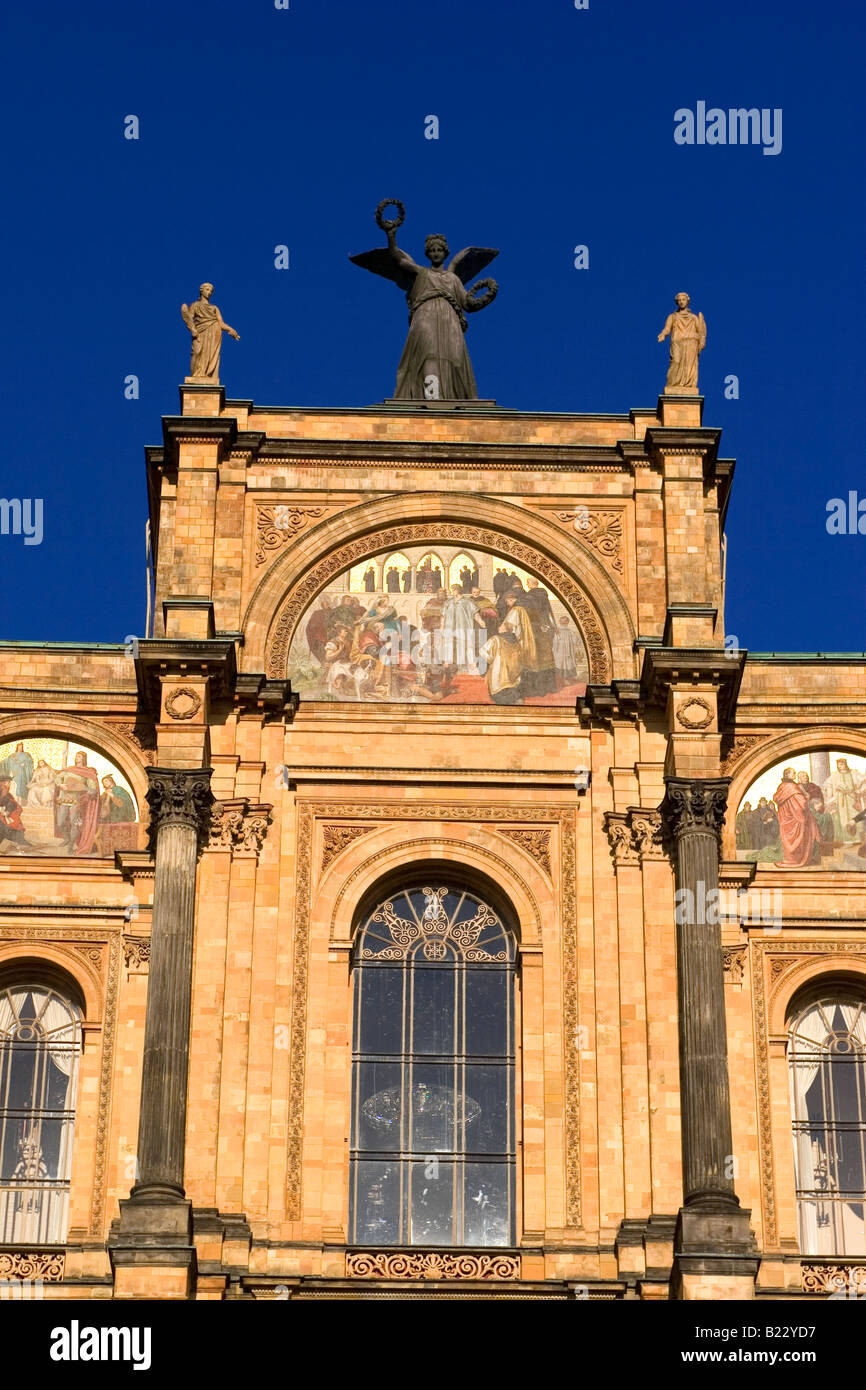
[0,379,864,1300]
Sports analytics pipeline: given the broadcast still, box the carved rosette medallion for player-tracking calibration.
[164,686,203,721]
[145,767,214,855]
[345,1251,520,1280]
[661,778,729,845]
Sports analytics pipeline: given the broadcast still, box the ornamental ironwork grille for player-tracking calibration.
[349,885,516,1248]
[789,993,866,1257]
[0,984,82,1244]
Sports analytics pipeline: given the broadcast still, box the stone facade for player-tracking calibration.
[0,383,863,1299]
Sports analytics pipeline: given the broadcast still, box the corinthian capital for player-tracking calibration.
[661,777,729,843]
[146,767,214,854]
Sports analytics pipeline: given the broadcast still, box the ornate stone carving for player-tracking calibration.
[321,824,375,873]
[604,809,665,866]
[722,944,747,986]
[255,505,331,566]
[555,507,624,575]
[72,944,104,968]
[675,696,714,730]
[123,937,151,970]
[146,768,214,855]
[720,733,768,776]
[661,778,729,843]
[0,1251,65,1282]
[561,808,580,1227]
[110,722,158,763]
[209,799,272,858]
[346,1251,520,1280]
[802,1263,866,1296]
[497,828,552,876]
[164,686,202,721]
[265,523,610,684]
[605,813,639,866]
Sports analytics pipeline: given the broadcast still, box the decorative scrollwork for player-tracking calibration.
[255,505,330,566]
[0,1250,65,1281]
[123,937,151,970]
[365,887,504,961]
[321,824,375,873]
[346,1250,519,1280]
[208,799,272,859]
[555,507,624,576]
[802,1263,866,1296]
[497,828,552,876]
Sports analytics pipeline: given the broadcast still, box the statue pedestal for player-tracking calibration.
[379,398,501,412]
[180,380,225,417]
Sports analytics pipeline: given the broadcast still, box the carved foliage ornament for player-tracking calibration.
[209,799,272,857]
[321,824,375,873]
[722,944,747,986]
[497,827,552,876]
[0,1251,65,1282]
[675,696,715,730]
[265,523,610,683]
[123,937,151,970]
[604,809,665,866]
[255,506,331,567]
[555,507,624,575]
[145,768,214,855]
[802,1264,866,1296]
[661,779,729,843]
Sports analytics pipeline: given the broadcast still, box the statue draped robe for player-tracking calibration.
[396,267,477,400]
[187,300,225,380]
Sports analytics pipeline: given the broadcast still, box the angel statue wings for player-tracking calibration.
[349,200,499,401]
[181,282,240,383]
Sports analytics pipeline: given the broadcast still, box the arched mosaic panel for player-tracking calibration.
[0,737,139,858]
[735,750,866,872]
[287,542,589,705]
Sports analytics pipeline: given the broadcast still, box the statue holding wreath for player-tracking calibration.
[350,199,499,401]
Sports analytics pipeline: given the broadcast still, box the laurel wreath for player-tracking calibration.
[465,277,498,311]
[375,198,406,233]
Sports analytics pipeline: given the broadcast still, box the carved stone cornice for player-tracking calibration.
[577,680,642,725]
[208,798,272,858]
[233,673,299,724]
[643,426,721,465]
[145,768,215,855]
[661,778,729,845]
[134,639,238,719]
[641,648,746,726]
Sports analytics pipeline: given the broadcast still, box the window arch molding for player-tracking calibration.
[0,965,86,1244]
[770,961,866,1039]
[785,975,866,1257]
[0,949,100,1026]
[348,871,520,1248]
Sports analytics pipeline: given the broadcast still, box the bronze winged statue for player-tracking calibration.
[350,199,498,400]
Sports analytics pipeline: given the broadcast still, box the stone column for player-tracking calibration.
[133,767,214,1199]
[661,777,758,1298]
[109,767,213,1298]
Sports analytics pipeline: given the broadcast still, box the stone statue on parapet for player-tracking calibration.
[181,283,240,382]
[349,199,498,401]
[657,291,706,392]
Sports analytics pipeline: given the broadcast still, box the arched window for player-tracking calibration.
[0,980,82,1243]
[789,989,866,1255]
[350,884,516,1248]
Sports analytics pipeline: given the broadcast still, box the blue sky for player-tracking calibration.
[0,0,863,652]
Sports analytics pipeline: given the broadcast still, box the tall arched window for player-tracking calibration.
[350,884,516,1248]
[789,989,866,1255]
[0,980,82,1243]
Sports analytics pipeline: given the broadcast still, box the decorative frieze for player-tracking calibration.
[346,1251,520,1280]
[0,1251,65,1282]
[802,1263,866,1296]
[123,937,151,971]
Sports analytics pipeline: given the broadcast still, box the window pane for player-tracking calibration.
[357,969,404,1055]
[466,972,509,1055]
[355,1062,403,1151]
[410,968,456,1055]
[463,1163,513,1246]
[409,1159,454,1245]
[464,1064,510,1154]
[408,1065,456,1154]
[352,1161,401,1245]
